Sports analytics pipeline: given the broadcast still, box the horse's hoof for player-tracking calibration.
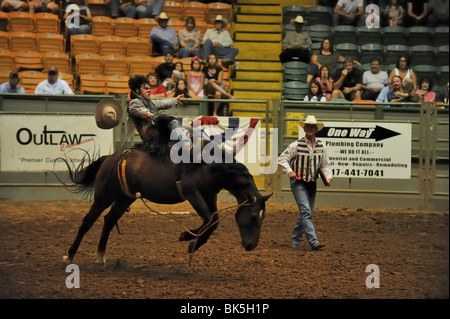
[62,255,72,264]
[188,241,196,254]
[94,254,106,267]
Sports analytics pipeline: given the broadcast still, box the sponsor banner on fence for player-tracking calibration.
[0,114,114,172]
[299,121,412,179]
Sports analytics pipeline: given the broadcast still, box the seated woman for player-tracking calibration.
[167,79,199,99]
[389,55,418,90]
[304,80,327,102]
[416,77,436,102]
[147,73,166,98]
[306,38,346,83]
[203,54,235,116]
[315,66,334,101]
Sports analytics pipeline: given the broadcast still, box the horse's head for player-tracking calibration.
[235,193,272,251]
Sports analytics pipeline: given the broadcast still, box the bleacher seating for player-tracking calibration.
[14,50,43,71]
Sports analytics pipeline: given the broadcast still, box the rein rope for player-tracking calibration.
[137,194,255,267]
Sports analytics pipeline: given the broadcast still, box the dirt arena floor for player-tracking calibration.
[0,198,448,300]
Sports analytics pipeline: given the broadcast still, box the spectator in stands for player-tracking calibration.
[0,71,25,94]
[186,56,204,98]
[402,77,420,102]
[35,67,74,95]
[387,75,408,103]
[64,0,92,35]
[304,80,327,102]
[109,0,137,19]
[315,66,334,101]
[178,16,202,59]
[426,0,449,26]
[279,15,312,64]
[383,0,405,26]
[331,57,362,101]
[405,0,429,26]
[1,0,29,12]
[416,77,436,102]
[376,84,393,103]
[155,51,175,89]
[202,15,239,67]
[163,62,184,93]
[149,12,179,56]
[203,54,235,116]
[332,0,365,27]
[29,0,59,14]
[136,0,164,19]
[146,72,166,98]
[361,58,389,101]
[306,38,347,83]
[168,79,198,99]
[388,55,417,90]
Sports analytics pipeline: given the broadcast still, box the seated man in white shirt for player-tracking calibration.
[361,58,389,101]
[201,15,239,67]
[35,67,74,95]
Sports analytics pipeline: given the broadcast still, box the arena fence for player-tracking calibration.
[0,93,448,210]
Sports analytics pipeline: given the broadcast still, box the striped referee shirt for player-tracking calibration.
[278,137,332,182]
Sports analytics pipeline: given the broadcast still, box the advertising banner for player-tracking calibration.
[299,121,412,179]
[0,114,114,172]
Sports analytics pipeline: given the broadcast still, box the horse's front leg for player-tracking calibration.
[96,197,135,265]
[179,191,218,253]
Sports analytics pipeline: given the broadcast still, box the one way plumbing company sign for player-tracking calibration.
[300,122,412,179]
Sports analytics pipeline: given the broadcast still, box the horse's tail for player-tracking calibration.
[54,154,108,199]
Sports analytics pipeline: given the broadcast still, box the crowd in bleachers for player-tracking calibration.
[281,0,449,106]
[0,0,236,114]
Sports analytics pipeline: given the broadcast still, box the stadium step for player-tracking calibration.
[234,31,281,41]
[237,5,282,14]
[232,22,281,33]
[234,41,281,53]
[236,60,282,70]
[231,79,282,90]
[236,13,282,24]
[235,69,283,81]
[236,50,281,60]
[233,89,282,100]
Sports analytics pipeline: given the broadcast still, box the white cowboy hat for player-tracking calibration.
[214,15,229,27]
[290,15,305,25]
[156,12,169,20]
[95,98,123,129]
[299,115,324,131]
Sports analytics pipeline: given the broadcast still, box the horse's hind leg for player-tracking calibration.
[65,199,111,263]
[96,197,135,265]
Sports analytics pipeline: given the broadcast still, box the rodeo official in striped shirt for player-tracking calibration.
[278,115,333,251]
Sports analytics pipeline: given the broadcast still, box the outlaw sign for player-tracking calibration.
[299,122,412,179]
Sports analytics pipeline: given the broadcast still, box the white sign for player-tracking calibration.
[299,122,411,179]
[0,114,114,171]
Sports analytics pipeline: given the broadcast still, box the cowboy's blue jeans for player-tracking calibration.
[150,34,176,55]
[290,179,320,245]
[168,119,190,145]
[202,39,239,61]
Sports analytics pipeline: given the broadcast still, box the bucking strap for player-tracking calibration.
[117,150,136,199]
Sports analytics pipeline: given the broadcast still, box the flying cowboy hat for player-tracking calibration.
[299,115,324,131]
[214,15,229,27]
[95,97,123,129]
[290,15,305,25]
